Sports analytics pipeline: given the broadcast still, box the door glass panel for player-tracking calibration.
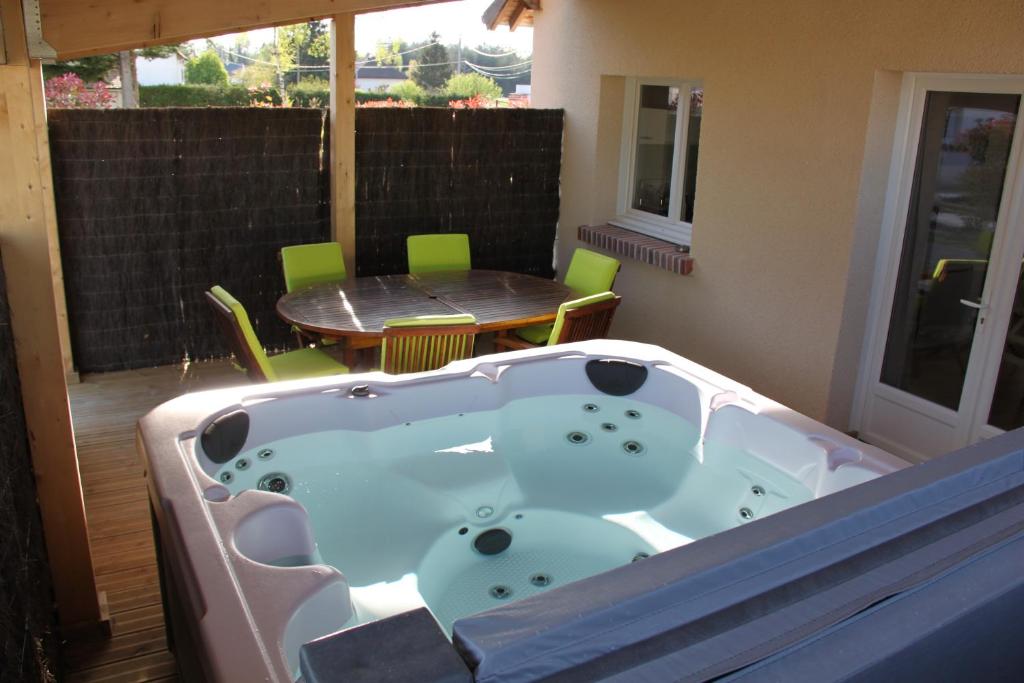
[988,263,1024,430]
[632,84,679,217]
[880,91,1019,410]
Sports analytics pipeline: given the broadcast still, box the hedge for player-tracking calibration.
[286,85,415,108]
[292,88,452,108]
[287,81,330,107]
[141,84,472,109]
[357,90,398,103]
[140,84,281,108]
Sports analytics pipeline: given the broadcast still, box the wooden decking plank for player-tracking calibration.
[95,565,160,594]
[63,360,241,680]
[83,485,150,511]
[106,582,163,616]
[65,650,177,683]
[110,603,166,636]
[64,627,168,672]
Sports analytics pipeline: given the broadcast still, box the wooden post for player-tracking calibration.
[330,13,357,277]
[0,0,102,629]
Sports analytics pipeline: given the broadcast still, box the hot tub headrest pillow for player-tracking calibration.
[585,358,648,396]
[201,409,250,465]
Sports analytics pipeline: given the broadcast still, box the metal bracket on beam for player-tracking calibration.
[22,0,56,63]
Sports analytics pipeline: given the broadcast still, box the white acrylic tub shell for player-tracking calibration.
[136,340,907,682]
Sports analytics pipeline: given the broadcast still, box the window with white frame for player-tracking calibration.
[611,78,703,245]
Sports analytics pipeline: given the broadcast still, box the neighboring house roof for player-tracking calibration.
[225,63,244,75]
[355,65,406,81]
[483,0,539,30]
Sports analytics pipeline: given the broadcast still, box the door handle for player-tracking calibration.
[959,299,989,311]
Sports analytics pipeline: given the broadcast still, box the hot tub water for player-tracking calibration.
[213,394,812,632]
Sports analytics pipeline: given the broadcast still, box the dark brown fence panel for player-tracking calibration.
[50,107,562,374]
[0,255,60,682]
[49,108,331,373]
[352,108,563,277]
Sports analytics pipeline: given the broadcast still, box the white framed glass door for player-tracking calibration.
[855,74,1024,462]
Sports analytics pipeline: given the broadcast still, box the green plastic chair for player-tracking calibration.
[513,248,621,345]
[281,242,347,293]
[406,234,472,274]
[496,292,620,351]
[381,314,479,374]
[206,286,349,382]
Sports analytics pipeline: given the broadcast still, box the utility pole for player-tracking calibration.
[273,26,285,95]
[457,35,463,74]
[119,51,138,108]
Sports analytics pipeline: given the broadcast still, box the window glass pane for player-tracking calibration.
[988,262,1024,430]
[879,91,1019,410]
[631,84,679,217]
[680,87,702,223]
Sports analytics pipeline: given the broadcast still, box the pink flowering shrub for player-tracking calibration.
[44,73,115,109]
[357,97,415,108]
[449,95,494,109]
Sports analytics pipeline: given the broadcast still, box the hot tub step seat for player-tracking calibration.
[300,607,472,683]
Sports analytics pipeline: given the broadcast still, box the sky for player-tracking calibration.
[202,0,533,55]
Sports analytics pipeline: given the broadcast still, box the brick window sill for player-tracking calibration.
[577,224,694,275]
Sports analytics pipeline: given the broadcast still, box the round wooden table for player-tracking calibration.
[276,270,575,365]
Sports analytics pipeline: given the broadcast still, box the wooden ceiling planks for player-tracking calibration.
[39,0,455,58]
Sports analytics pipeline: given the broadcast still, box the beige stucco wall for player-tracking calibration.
[530,0,1024,424]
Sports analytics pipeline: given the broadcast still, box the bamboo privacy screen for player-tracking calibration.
[0,255,59,680]
[49,108,332,372]
[49,107,563,373]
[351,108,563,277]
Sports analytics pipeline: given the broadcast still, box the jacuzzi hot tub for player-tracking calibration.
[138,340,906,681]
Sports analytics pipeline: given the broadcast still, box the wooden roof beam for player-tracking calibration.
[482,0,537,32]
[39,0,456,59]
[508,1,526,31]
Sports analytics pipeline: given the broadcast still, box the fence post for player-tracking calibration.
[330,13,357,276]
[0,0,102,629]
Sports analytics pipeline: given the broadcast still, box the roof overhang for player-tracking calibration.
[38,0,457,59]
[482,0,538,31]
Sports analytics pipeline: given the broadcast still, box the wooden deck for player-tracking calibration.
[62,361,246,682]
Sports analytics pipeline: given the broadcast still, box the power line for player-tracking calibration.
[463,59,532,71]
[465,45,521,58]
[217,46,329,70]
[371,40,442,57]
[465,62,531,80]
[367,60,463,70]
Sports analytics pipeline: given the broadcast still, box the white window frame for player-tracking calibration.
[610,77,701,245]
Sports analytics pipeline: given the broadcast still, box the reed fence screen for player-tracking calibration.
[0,255,59,681]
[351,108,563,277]
[49,107,563,373]
[49,108,331,372]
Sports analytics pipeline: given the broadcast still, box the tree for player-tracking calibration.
[44,43,191,84]
[185,49,229,86]
[408,32,451,92]
[457,43,532,96]
[43,54,118,82]
[138,44,189,60]
[374,40,403,66]
[443,73,502,101]
[276,21,330,87]
[388,80,426,104]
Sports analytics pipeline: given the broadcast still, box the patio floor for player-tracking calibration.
[62,361,245,682]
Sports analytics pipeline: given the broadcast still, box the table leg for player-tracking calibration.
[343,338,358,369]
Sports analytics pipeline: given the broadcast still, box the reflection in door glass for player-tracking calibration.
[880,92,1019,410]
[989,264,1024,430]
[631,85,679,217]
